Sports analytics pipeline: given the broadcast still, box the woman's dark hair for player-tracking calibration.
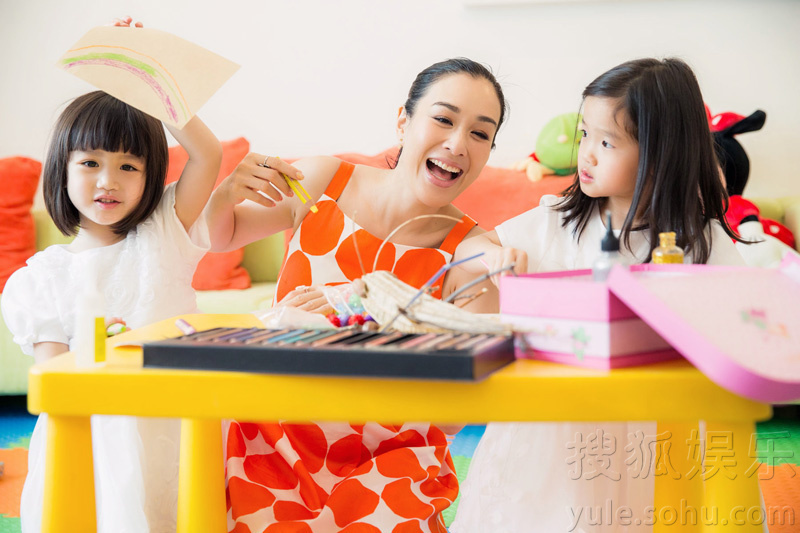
[557,57,739,264]
[43,90,168,236]
[393,57,508,166]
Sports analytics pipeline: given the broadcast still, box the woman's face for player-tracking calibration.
[397,73,501,207]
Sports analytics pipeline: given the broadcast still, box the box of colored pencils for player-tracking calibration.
[142,327,514,380]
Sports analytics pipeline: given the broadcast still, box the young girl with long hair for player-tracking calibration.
[451,57,744,532]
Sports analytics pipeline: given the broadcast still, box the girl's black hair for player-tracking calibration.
[557,57,740,264]
[392,57,508,167]
[43,90,167,236]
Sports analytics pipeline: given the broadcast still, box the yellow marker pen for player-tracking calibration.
[283,174,318,213]
[275,157,318,213]
[75,282,106,367]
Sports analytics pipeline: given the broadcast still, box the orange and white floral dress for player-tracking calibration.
[225,161,476,533]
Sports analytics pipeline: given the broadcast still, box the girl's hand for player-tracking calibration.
[109,16,143,27]
[218,153,305,209]
[277,285,334,316]
[483,247,528,286]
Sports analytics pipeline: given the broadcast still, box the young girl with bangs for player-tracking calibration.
[451,57,745,532]
[1,18,222,529]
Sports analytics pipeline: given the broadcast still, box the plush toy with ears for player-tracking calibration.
[512,112,581,182]
[712,108,766,197]
[711,107,799,267]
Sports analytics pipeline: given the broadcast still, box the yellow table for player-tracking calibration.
[28,314,772,532]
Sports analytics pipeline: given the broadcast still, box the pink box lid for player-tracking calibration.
[606,256,800,403]
[500,265,698,321]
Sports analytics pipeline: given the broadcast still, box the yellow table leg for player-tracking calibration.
[43,415,96,532]
[177,418,227,533]
[702,422,764,532]
[654,422,704,532]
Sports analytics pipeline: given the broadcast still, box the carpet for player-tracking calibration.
[0,396,34,533]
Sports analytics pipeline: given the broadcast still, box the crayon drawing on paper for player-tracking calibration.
[58,27,239,128]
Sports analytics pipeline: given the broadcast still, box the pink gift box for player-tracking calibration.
[500,257,800,403]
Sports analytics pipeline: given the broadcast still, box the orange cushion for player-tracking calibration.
[165,136,250,188]
[166,137,251,290]
[454,167,573,229]
[0,157,41,292]
[192,248,251,290]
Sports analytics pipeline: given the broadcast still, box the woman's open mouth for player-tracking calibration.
[426,158,463,187]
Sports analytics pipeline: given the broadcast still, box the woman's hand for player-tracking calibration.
[217,153,305,209]
[277,285,334,316]
[109,16,143,27]
[483,247,528,286]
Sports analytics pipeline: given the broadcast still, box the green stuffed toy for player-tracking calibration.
[513,112,581,182]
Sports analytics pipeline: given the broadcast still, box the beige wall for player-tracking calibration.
[3,0,798,201]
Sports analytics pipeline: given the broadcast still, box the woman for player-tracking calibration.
[206,57,507,532]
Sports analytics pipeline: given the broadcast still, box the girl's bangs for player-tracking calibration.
[68,101,149,157]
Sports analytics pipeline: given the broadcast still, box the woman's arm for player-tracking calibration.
[453,229,529,278]
[443,266,499,313]
[167,117,223,231]
[32,342,69,365]
[206,155,342,252]
[444,226,529,313]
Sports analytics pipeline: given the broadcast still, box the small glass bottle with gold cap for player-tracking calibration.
[652,231,684,264]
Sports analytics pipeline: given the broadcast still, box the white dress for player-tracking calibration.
[450,196,745,533]
[1,183,210,533]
